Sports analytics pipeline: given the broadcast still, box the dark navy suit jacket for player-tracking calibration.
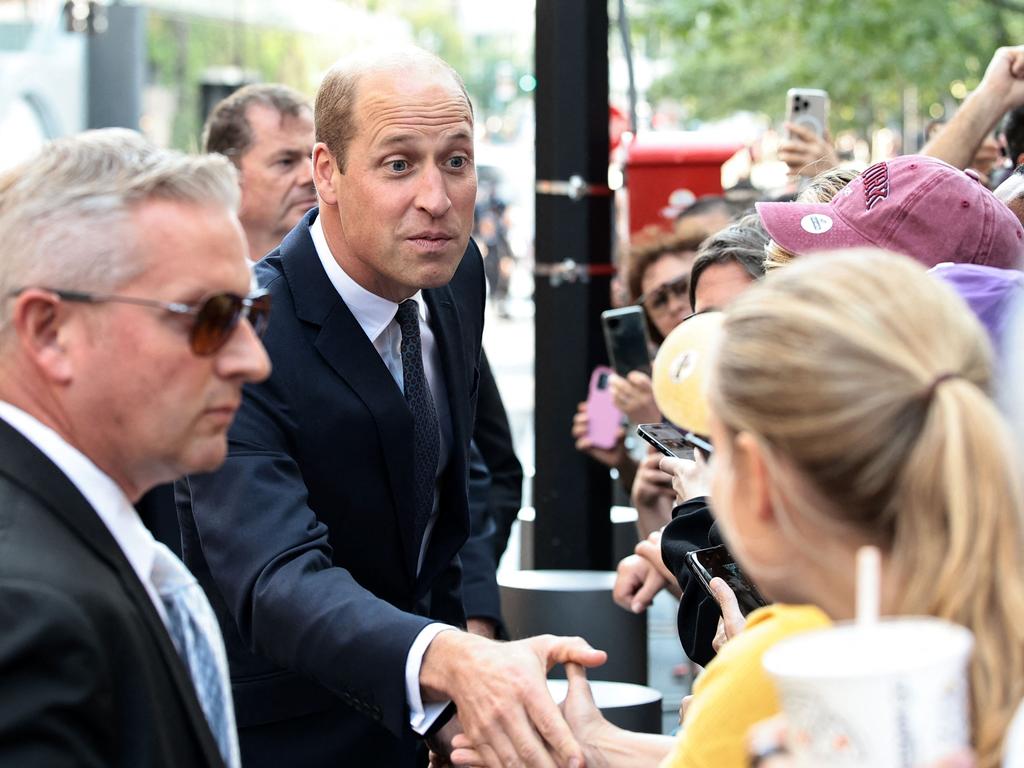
[175,209,485,768]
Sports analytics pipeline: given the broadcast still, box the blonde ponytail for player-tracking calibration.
[712,248,1024,768]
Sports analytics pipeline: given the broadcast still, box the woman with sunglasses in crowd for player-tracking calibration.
[464,249,1024,768]
[572,227,705,527]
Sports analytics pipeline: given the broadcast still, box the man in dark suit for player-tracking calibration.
[177,48,604,768]
[0,129,272,766]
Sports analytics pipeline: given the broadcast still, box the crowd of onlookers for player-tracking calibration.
[562,43,1024,768]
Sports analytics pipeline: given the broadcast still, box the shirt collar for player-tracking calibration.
[0,400,156,586]
[309,215,427,342]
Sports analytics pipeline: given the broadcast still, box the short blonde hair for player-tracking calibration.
[713,248,1024,768]
[0,128,239,334]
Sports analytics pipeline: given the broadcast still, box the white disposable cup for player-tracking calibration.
[762,616,974,768]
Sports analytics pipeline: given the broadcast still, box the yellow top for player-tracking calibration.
[659,603,831,768]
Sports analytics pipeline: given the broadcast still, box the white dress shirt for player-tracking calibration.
[0,401,169,623]
[310,216,454,734]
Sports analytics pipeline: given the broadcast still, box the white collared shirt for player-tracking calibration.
[309,216,454,734]
[310,216,452,516]
[0,401,170,624]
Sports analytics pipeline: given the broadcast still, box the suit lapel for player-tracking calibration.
[278,211,421,581]
[0,419,225,767]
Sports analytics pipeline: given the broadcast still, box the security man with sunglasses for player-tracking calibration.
[0,129,271,767]
[177,47,605,768]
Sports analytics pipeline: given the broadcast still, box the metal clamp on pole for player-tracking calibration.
[534,259,617,287]
[536,174,613,201]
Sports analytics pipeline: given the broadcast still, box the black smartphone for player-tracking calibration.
[601,306,652,377]
[684,544,768,617]
[636,422,714,459]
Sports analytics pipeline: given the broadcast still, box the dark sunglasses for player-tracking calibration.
[14,288,271,356]
[638,273,690,314]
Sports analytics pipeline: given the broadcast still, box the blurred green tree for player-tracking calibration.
[631,0,1024,131]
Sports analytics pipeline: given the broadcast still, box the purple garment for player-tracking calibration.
[929,262,1024,360]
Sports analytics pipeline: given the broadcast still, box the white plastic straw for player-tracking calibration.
[856,545,881,626]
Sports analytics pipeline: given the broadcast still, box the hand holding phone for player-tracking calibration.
[684,544,767,617]
[585,366,622,450]
[785,88,829,139]
[658,453,711,504]
[601,306,652,376]
[709,577,747,653]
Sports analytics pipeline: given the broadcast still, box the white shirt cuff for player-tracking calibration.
[406,623,457,735]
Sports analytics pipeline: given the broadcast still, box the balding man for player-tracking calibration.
[0,129,271,767]
[177,48,603,768]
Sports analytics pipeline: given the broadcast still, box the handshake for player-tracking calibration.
[421,633,609,768]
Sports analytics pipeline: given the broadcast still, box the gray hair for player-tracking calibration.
[0,128,239,334]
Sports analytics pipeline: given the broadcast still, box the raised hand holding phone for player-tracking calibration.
[659,452,711,504]
[709,577,748,653]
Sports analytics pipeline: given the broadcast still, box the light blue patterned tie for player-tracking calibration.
[151,542,240,768]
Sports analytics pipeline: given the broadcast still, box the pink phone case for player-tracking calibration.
[587,366,623,450]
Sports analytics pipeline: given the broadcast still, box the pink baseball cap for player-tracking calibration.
[756,155,1024,269]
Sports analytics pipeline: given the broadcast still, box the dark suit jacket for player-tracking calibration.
[176,209,485,768]
[0,419,224,768]
[473,350,523,564]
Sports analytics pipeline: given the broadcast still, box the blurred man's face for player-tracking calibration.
[66,200,271,498]
[692,261,755,314]
[314,67,476,302]
[237,103,316,260]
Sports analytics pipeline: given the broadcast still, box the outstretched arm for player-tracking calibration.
[923,46,1024,170]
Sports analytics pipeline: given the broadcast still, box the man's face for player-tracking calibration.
[67,200,271,497]
[314,68,476,301]
[692,261,755,314]
[237,103,316,258]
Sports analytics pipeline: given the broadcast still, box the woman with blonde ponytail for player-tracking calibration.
[449,248,1024,768]
[708,248,1024,768]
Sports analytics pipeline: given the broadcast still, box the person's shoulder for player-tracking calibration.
[725,604,832,657]
[253,253,286,291]
[447,237,486,307]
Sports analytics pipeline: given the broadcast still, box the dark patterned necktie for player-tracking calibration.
[396,299,440,549]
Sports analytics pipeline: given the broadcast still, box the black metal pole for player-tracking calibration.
[86,3,145,130]
[533,1,614,570]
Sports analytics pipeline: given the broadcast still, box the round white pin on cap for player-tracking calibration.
[800,213,833,234]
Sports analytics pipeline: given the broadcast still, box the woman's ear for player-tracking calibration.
[732,431,776,528]
[10,290,74,384]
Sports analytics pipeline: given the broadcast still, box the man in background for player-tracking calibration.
[203,83,317,262]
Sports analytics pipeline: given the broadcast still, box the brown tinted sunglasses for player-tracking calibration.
[15,288,271,355]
